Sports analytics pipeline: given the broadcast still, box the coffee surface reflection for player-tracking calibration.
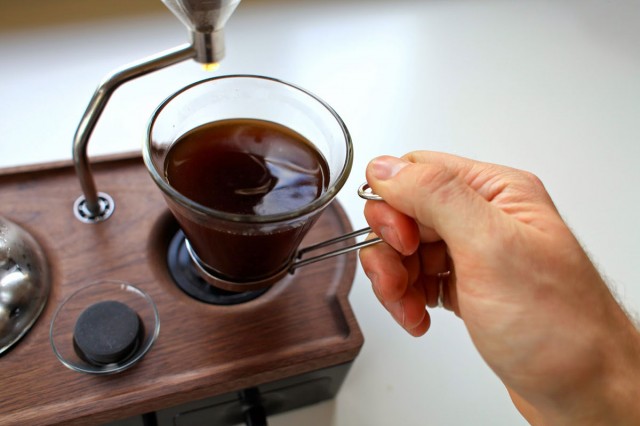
[163,118,330,281]
[165,119,329,215]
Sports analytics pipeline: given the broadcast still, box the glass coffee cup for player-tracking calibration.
[144,75,353,291]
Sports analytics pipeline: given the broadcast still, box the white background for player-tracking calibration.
[1,0,639,424]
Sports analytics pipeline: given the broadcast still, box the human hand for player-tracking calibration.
[359,151,640,424]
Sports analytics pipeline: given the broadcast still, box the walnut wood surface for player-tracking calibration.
[0,155,363,425]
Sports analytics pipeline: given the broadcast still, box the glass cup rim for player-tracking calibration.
[143,74,353,224]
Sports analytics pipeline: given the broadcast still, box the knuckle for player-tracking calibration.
[519,170,546,190]
[515,170,551,200]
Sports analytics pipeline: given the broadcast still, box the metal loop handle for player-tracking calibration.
[290,227,381,271]
[289,182,386,271]
[357,182,383,201]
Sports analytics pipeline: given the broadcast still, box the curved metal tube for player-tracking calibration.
[72,44,196,217]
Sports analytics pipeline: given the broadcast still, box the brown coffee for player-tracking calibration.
[164,118,330,282]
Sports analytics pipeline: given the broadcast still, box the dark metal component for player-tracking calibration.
[141,412,159,426]
[167,230,268,304]
[152,362,354,426]
[239,388,267,426]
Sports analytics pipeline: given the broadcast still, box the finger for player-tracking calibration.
[407,311,431,337]
[401,255,427,329]
[422,272,452,311]
[422,274,440,308]
[421,270,460,315]
[382,282,427,331]
[362,243,428,331]
[364,200,440,252]
[446,262,461,316]
[418,241,449,276]
[415,242,450,309]
[364,200,420,255]
[359,239,409,303]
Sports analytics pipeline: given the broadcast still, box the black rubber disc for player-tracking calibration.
[73,300,142,365]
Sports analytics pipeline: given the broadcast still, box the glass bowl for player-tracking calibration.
[50,280,159,374]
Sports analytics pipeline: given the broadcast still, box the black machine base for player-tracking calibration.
[105,362,354,426]
[166,230,269,305]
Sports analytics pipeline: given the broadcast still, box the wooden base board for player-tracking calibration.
[0,155,363,425]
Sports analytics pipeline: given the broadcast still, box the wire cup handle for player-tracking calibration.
[289,182,383,272]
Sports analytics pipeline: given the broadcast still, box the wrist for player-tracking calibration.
[598,306,640,425]
[534,297,640,425]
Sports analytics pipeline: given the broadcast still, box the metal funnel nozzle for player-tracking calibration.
[162,0,241,64]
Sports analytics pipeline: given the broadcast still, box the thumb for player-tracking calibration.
[366,155,502,249]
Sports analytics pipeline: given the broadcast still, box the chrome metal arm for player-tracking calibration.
[72,44,196,222]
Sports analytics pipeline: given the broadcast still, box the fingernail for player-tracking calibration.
[369,156,409,180]
[379,226,404,253]
[386,300,405,326]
